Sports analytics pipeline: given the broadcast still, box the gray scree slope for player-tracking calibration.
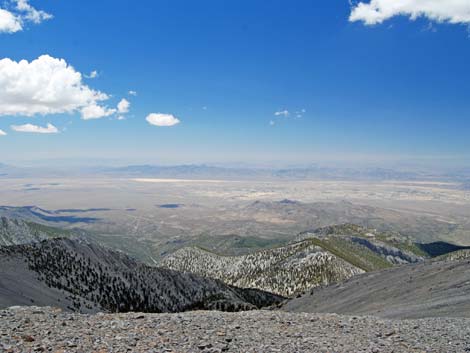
[283,258,470,319]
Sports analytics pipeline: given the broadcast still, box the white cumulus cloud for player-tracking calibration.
[11,122,59,134]
[81,104,116,120]
[0,8,22,33]
[350,0,470,26]
[0,55,117,120]
[117,98,130,114]
[146,113,180,127]
[0,129,6,136]
[0,0,52,33]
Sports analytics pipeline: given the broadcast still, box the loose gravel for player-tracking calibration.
[1,307,470,353]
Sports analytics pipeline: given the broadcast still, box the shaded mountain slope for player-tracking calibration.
[417,241,470,257]
[0,238,283,313]
[282,258,470,319]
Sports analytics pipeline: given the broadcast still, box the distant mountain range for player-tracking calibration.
[2,162,469,181]
[96,164,449,181]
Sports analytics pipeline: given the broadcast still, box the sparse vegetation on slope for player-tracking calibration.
[0,237,283,313]
[0,217,74,246]
[301,224,425,265]
[160,242,363,297]
[307,237,392,272]
[161,224,432,296]
[434,249,470,262]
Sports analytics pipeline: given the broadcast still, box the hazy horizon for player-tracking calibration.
[2,156,470,172]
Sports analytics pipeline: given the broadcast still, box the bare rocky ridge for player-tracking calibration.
[1,306,470,353]
[0,238,282,313]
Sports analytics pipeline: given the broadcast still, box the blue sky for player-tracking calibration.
[1,0,470,167]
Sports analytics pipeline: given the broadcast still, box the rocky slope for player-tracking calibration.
[160,224,429,296]
[2,306,470,353]
[282,258,470,319]
[0,238,282,313]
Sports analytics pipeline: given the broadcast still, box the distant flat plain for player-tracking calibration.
[1,177,469,262]
[1,177,468,215]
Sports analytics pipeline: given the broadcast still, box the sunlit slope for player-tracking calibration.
[160,225,427,296]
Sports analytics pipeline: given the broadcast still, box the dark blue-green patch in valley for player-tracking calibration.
[15,206,101,224]
[56,208,111,213]
[158,204,183,209]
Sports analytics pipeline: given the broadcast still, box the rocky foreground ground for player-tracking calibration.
[1,307,470,352]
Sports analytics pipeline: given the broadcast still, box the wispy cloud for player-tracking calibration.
[11,123,59,134]
[85,70,98,79]
[0,129,6,136]
[350,0,470,26]
[0,0,52,34]
[16,0,52,24]
[295,109,306,118]
[274,110,290,117]
[146,113,180,127]
[271,108,306,126]
[274,108,305,119]
[128,90,137,96]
